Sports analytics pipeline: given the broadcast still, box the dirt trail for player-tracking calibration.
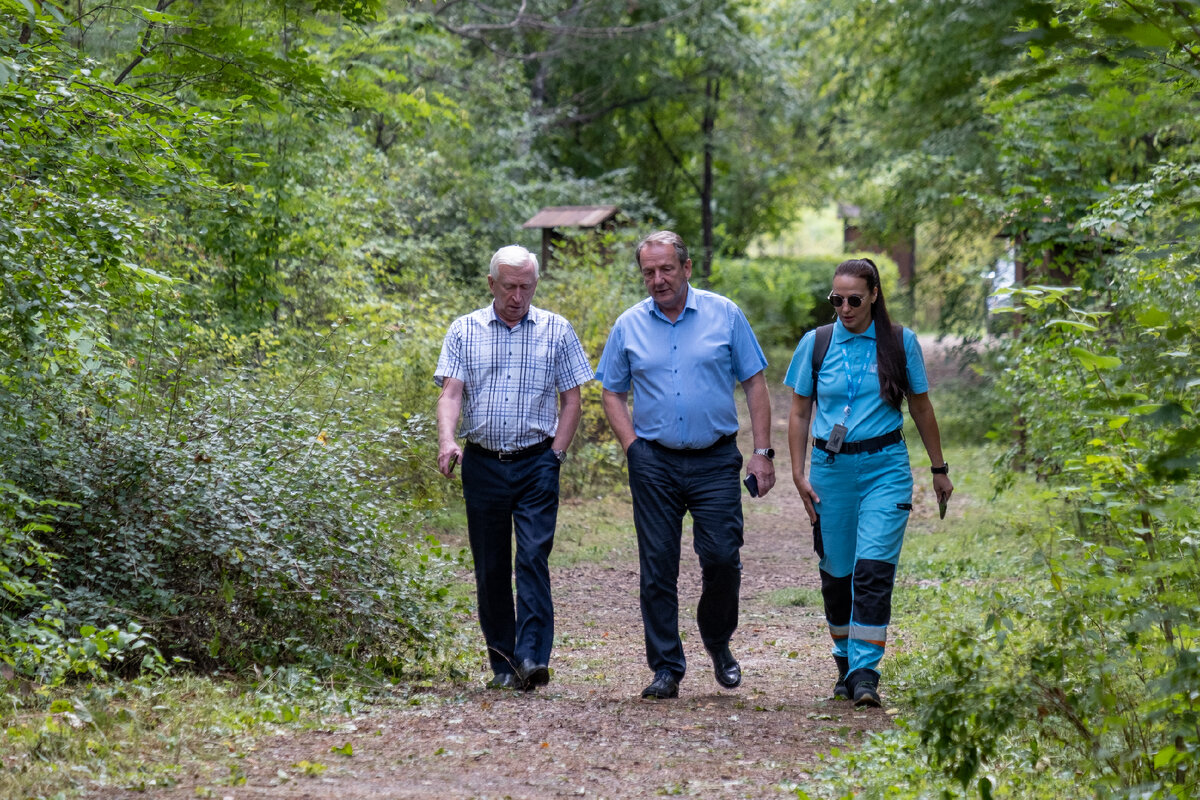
[122,349,970,799]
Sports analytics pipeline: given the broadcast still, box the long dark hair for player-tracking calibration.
[834,258,908,409]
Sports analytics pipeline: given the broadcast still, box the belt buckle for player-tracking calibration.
[497,451,516,462]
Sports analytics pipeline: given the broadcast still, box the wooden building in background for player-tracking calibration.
[522,205,620,272]
[838,203,916,285]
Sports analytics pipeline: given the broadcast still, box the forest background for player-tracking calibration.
[2,0,1199,797]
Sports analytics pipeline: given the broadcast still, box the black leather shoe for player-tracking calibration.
[487,672,521,690]
[641,670,679,699]
[517,658,550,689]
[708,645,742,689]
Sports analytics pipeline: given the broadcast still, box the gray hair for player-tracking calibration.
[489,245,539,278]
[635,231,689,269]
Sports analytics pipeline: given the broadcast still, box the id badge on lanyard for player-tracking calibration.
[825,343,869,454]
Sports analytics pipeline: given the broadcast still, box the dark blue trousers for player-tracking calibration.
[461,445,561,676]
[625,436,744,680]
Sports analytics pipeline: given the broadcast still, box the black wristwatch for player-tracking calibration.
[753,448,775,459]
[930,463,949,475]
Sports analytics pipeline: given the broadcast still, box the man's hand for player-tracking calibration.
[436,378,465,478]
[746,453,776,498]
[438,443,462,477]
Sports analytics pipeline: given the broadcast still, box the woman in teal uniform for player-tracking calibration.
[785,258,953,707]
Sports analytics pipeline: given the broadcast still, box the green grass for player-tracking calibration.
[748,203,844,258]
[766,586,823,609]
[0,670,366,799]
[551,494,637,566]
[427,492,636,568]
[789,435,1081,800]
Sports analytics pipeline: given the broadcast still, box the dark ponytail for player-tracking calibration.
[834,258,908,409]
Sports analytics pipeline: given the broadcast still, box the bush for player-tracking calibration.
[911,262,1200,796]
[709,253,902,353]
[1,351,468,682]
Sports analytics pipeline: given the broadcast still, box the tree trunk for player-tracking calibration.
[700,77,719,281]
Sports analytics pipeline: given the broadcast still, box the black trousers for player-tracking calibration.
[625,436,744,680]
[460,445,561,676]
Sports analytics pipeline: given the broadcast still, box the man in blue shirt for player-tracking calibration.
[596,230,776,699]
[435,244,594,691]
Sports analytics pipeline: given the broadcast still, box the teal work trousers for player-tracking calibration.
[810,440,912,687]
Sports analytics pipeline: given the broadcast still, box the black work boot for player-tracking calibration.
[833,655,849,700]
[845,667,882,708]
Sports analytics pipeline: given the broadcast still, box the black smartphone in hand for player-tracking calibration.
[743,474,759,498]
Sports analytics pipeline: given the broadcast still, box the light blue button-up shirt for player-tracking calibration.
[596,285,767,449]
[783,319,929,441]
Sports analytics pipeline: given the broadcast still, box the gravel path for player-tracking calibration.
[122,355,975,799]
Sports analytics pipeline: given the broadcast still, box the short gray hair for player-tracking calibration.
[635,231,688,269]
[489,245,539,278]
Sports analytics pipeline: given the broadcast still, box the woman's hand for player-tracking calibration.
[794,473,820,524]
[933,473,953,506]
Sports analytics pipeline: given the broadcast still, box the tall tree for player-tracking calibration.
[426,0,820,276]
[794,0,1200,298]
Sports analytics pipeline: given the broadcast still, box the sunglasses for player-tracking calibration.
[828,293,867,308]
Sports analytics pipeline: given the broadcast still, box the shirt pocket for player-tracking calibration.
[517,337,556,397]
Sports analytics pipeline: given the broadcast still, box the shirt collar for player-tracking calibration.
[488,304,539,327]
[647,283,698,321]
[833,317,876,343]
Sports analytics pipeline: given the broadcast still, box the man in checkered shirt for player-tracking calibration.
[435,244,594,691]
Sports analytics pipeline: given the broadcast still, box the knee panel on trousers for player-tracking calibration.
[819,569,852,625]
[852,559,897,627]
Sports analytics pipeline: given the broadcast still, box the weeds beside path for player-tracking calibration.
[119,382,925,800]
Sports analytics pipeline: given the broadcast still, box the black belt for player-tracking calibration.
[814,428,903,455]
[465,439,552,462]
[645,433,737,454]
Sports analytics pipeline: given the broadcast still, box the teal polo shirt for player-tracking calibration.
[784,319,929,441]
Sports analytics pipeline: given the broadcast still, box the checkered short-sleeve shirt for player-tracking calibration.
[435,304,594,452]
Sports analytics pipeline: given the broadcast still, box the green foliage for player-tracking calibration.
[0,670,368,798]
[911,268,1200,795]
[435,0,822,264]
[3,339,468,677]
[710,253,898,351]
[773,5,1200,791]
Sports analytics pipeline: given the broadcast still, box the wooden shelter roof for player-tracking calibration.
[522,205,619,229]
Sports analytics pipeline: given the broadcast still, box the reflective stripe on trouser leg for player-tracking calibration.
[810,442,912,677]
[849,558,897,675]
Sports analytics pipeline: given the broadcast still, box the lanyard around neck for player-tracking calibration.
[840,339,872,422]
